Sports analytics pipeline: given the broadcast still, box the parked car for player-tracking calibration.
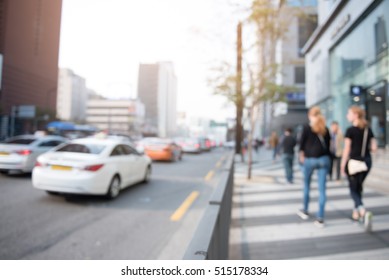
[143,138,183,161]
[0,135,67,174]
[178,138,202,153]
[32,137,152,199]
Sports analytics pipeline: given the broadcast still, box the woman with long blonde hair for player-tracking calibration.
[297,106,331,227]
[341,106,377,225]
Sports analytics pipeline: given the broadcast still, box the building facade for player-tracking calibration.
[86,99,145,136]
[304,0,388,147]
[259,1,318,137]
[137,62,177,137]
[0,0,62,138]
[57,68,87,123]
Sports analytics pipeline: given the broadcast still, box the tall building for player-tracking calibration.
[137,62,177,137]
[303,0,388,147]
[0,0,62,138]
[258,1,318,137]
[57,68,87,123]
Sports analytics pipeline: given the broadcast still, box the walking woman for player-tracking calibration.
[341,106,377,225]
[269,131,279,162]
[298,106,331,227]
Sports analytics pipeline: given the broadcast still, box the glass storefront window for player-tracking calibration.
[330,0,389,145]
[287,0,318,7]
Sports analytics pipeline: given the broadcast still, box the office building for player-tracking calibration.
[57,68,87,123]
[257,0,318,137]
[137,62,177,137]
[86,99,145,136]
[303,0,388,147]
[0,0,62,137]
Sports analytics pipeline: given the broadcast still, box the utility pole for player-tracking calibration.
[236,22,244,161]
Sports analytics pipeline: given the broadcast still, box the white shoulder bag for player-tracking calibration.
[347,128,368,175]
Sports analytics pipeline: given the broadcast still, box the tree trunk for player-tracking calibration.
[247,105,257,180]
[236,22,244,162]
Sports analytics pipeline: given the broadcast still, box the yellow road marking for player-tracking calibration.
[216,155,227,168]
[170,191,200,222]
[204,170,215,181]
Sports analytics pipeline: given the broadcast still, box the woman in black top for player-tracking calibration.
[298,106,331,227]
[341,106,377,221]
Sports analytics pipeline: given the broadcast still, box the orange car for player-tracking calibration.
[143,138,183,162]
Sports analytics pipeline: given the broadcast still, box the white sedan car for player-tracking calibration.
[32,138,152,199]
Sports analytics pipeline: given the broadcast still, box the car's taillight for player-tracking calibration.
[195,143,200,148]
[35,161,46,167]
[16,149,32,156]
[84,164,104,172]
[163,146,171,152]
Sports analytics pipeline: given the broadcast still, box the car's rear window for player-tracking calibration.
[148,139,171,145]
[3,138,36,145]
[56,143,105,154]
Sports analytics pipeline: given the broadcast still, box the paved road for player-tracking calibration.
[0,148,230,260]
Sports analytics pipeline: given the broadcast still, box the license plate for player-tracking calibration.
[0,152,9,156]
[51,165,72,171]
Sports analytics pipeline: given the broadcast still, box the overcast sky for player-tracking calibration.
[58,0,251,121]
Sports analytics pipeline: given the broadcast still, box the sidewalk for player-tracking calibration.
[229,148,389,259]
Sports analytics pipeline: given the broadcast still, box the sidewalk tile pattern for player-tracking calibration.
[230,149,389,260]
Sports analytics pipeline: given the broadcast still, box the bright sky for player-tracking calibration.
[59,0,251,121]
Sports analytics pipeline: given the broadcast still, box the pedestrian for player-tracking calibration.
[297,106,331,227]
[253,138,259,153]
[269,131,279,162]
[281,128,297,184]
[340,106,377,224]
[329,121,344,181]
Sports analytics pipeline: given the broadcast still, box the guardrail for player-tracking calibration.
[183,151,234,260]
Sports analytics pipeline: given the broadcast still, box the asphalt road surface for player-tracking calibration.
[0,148,231,259]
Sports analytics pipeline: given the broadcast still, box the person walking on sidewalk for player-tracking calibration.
[298,106,331,227]
[341,106,377,225]
[281,128,297,184]
[269,131,279,162]
[329,121,344,181]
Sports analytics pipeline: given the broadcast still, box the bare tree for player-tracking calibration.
[210,0,312,179]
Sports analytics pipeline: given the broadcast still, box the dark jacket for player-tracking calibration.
[299,124,331,158]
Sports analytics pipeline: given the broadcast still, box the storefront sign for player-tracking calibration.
[331,14,351,40]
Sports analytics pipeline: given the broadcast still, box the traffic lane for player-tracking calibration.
[0,149,229,259]
[26,149,227,259]
[42,149,228,260]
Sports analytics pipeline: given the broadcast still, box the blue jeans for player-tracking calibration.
[302,155,331,220]
[283,153,294,183]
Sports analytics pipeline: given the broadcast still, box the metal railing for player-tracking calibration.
[183,151,234,260]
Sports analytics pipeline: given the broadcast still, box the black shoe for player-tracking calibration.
[297,209,309,220]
